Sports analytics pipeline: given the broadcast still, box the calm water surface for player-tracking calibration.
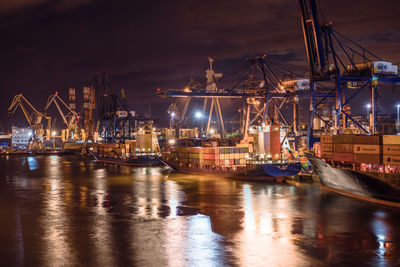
[0,155,399,266]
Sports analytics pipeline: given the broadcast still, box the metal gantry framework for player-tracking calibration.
[94,72,135,142]
[158,56,313,145]
[298,0,400,149]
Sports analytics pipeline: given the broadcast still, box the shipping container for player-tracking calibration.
[382,145,400,155]
[333,152,354,163]
[179,153,188,158]
[321,134,333,144]
[204,159,216,166]
[334,144,353,153]
[353,144,381,154]
[383,155,400,166]
[354,135,382,145]
[203,153,216,160]
[354,154,382,164]
[383,135,400,145]
[321,144,333,152]
[320,152,333,159]
[333,134,354,144]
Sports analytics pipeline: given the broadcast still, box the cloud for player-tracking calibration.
[0,0,94,15]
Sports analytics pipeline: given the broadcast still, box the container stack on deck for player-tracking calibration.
[92,142,136,158]
[353,135,382,165]
[164,145,249,169]
[318,134,400,173]
[320,134,333,160]
[383,135,400,167]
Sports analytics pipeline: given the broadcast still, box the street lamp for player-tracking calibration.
[195,111,202,119]
[170,111,175,129]
[366,103,371,123]
[195,111,202,137]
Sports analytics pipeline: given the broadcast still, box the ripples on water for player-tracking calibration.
[0,155,399,266]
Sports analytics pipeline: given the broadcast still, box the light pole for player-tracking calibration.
[195,111,202,137]
[396,104,400,132]
[366,104,371,130]
[170,111,175,129]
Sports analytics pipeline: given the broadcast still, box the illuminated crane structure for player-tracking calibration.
[8,94,51,149]
[158,57,316,144]
[94,72,135,142]
[45,92,80,141]
[298,0,400,148]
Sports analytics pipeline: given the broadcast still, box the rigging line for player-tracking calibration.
[332,30,382,60]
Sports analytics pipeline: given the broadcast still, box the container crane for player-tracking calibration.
[45,92,80,141]
[8,93,52,149]
[298,0,400,148]
[94,72,135,142]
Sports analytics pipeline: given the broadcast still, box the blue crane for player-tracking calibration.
[298,0,400,149]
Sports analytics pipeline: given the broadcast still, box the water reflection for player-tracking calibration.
[41,156,75,266]
[92,167,114,266]
[0,155,400,266]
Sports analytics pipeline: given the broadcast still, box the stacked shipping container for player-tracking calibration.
[319,134,400,168]
[92,142,136,158]
[353,135,382,164]
[383,135,400,166]
[164,145,249,168]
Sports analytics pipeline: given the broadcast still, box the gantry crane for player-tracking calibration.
[158,56,312,146]
[8,93,52,150]
[298,0,400,148]
[45,92,80,141]
[94,72,135,142]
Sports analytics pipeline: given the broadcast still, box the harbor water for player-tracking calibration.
[1,155,400,266]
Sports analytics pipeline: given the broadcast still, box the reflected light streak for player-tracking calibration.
[236,184,305,266]
[371,216,389,260]
[92,168,114,266]
[166,180,179,218]
[186,215,222,266]
[27,156,38,170]
[41,157,75,265]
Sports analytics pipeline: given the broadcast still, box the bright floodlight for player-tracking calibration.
[195,111,202,119]
[52,131,56,136]
[171,112,176,117]
[210,128,215,134]
[366,104,371,109]
[397,104,400,108]
[168,139,176,145]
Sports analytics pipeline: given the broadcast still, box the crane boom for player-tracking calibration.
[298,0,329,80]
[45,93,79,130]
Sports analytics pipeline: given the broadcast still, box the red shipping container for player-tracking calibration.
[333,152,354,163]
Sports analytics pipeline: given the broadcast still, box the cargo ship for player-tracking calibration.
[162,125,302,181]
[308,134,400,207]
[88,123,162,166]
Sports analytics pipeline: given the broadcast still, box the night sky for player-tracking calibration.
[1,0,400,128]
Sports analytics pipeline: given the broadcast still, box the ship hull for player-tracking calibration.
[165,160,301,181]
[90,151,161,166]
[305,153,400,207]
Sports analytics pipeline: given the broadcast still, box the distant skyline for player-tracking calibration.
[1,0,400,128]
